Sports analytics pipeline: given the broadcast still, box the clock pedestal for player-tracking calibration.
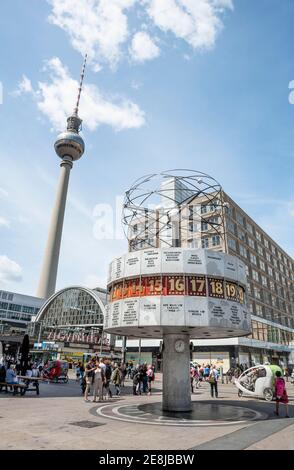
[162,333,191,412]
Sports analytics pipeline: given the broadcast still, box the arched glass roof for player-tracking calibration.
[34,286,105,328]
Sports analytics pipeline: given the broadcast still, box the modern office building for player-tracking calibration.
[0,289,44,334]
[117,178,294,371]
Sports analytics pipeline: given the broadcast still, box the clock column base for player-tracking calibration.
[162,333,192,412]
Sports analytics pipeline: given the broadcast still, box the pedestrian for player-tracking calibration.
[208,365,219,398]
[75,363,80,382]
[111,363,121,396]
[190,365,195,393]
[132,369,141,395]
[127,364,132,379]
[274,371,289,418]
[92,360,105,403]
[204,364,210,381]
[79,362,85,381]
[103,359,113,399]
[142,363,148,394]
[84,361,95,402]
[147,364,155,395]
[120,363,127,387]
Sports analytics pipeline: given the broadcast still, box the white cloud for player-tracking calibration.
[0,256,22,284]
[145,0,233,50]
[47,0,233,68]
[15,57,145,131]
[48,0,136,70]
[12,75,35,97]
[130,31,160,62]
[0,217,10,228]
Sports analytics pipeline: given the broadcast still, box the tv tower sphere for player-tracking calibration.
[54,122,85,161]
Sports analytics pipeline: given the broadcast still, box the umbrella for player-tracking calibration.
[20,334,30,375]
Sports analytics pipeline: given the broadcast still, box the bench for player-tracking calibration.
[0,382,27,396]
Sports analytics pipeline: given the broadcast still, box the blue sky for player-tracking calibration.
[0,0,293,297]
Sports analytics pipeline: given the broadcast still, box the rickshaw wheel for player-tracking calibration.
[264,388,273,401]
[238,390,243,397]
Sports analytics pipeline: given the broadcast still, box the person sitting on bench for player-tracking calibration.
[6,364,18,384]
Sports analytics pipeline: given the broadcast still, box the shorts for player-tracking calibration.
[276,394,288,404]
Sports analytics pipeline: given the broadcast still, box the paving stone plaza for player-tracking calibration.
[0,371,293,451]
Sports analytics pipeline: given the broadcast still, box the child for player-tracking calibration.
[274,370,289,418]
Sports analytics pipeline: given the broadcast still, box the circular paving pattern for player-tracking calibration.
[94,401,267,427]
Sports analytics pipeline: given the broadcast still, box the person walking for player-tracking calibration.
[204,364,210,381]
[132,369,141,395]
[79,362,85,382]
[92,360,105,403]
[142,363,148,394]
[209,365,219,398]
[274,371,289,418]
[111,363,121,396]
[103,360,113,399]
[75,363,80,382]
[147,365,155,395]
[84,361,95,402]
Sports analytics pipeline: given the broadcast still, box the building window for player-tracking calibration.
[264,239,269,249]
[261,275,268,287]
[275,272,280,282]
[227,220,235,234]
[257,245,264,257]
[256,231,262,242]
[246,222,253,234]
[22,306,35,314]
[259,260,265,271]
[245,264,249,277]
[248,237,255,250]
[201,221,209,232]
[268,266,273,277]
[254,287,261,299]
[8,303,22,312]
[239,245,247,258]
[201,205,207,214]
[201,237,209,248]
[0,302,8,309]
[212,235,220,246]
[256,304,263,316]
[266,252,271,263]
[252,269,259,282]
[238,228,246,241]
[250,253,257,265]
[228,238,236,251]
[236,212,244,226]
[8,294,13,301]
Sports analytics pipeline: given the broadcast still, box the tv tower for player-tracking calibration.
[36,55,87,299]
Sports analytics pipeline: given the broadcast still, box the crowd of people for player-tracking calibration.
[190,363,221,398]
[79,359,156,402]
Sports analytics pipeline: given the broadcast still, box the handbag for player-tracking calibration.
[208,373,216,384]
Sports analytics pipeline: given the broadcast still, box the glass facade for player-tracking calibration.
[36,288,104,327]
